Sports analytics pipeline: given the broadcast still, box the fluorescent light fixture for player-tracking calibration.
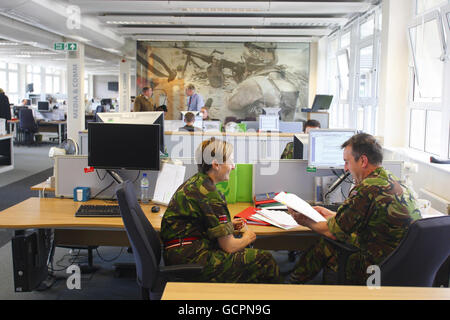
[135,35,314,43]
[0,42,20,46]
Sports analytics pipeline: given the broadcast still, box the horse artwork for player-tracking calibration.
[137,41,310,121]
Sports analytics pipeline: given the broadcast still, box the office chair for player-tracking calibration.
[94,105,105,122]
[18,109,38,144]
[325,216,450,286]
[115,180,203,300]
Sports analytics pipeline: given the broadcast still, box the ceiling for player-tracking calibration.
[0,0,378,74]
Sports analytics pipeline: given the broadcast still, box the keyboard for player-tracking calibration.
[75,205,121,217]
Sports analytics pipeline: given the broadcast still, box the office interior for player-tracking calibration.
[0,0,449,300]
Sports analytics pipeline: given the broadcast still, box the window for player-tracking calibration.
[26,65,42,94]
[44,67,62,94]
[0,61,19,104]
[407,3,449,158]
[326,7,381,134]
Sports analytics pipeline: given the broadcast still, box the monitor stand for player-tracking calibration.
[106,170,124,184]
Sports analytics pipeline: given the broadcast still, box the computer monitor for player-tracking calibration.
[259,115,279,132]
[107,82,118,92]
[308,129,356,169]
[26,83,34,93]
[37,101,50,112]
[88,122,160,171]
[311,95,333,111]
[293,133,309,159]
[96,111,165,154]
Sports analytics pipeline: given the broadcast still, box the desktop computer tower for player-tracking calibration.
[12,229,52,292]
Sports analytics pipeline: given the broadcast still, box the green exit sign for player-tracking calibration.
[66,42,77,51]
[54,42,65,51]
[53,42,78,51]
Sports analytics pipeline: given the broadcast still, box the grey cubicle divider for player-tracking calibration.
[54,155,199,199]
[279,121,303,133]
[252,160,404,202]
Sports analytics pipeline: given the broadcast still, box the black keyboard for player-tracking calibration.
[75,205,121,217]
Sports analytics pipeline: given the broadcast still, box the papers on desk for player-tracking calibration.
[152,163,186,206]
[274,192,326,223]
[253,209,299,230]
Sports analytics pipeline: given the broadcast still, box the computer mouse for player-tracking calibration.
[151,206,160,213]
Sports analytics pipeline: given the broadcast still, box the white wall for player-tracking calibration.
[93,75,119,99]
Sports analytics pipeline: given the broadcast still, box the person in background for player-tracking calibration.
[185,83,204,112]
[200,107,210,121]
[179,112,201,132]
[155,105,168,119]
[287,133,421,285]
[161,138,280,283]
[281,119,321,159]
[133,87,155,112]
[0,88,11,124]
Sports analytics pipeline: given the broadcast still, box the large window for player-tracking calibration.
[45,67,61,94]
[26,65,42,94]
[0,61,19,104]
[326,6,382,134]
[407,2,449,158]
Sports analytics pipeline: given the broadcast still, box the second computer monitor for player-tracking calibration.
[38,101,50,112]
[308,129,356,169]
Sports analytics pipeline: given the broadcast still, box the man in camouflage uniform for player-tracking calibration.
[281,119,321,159]
[287,133,421,284]
[161,138,280,283]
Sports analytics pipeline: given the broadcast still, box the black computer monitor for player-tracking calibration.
[38,101,50,112]
[26,83,34,93]
[96,111,165,154]
[311,95,333,111]
[88,122,160,171]
[107,82,118,92]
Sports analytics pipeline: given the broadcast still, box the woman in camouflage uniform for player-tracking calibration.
[161,138,280,283]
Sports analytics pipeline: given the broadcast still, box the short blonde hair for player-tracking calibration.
[195,138,233,173]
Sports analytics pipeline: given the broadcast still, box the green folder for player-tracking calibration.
[216,164,253,203]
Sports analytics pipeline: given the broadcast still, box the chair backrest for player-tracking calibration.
[115,180,162,290]
[18,109,36,131]
[380,216,450,287]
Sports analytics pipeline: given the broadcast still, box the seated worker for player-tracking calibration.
[287,133,421,285]
[281,119,321,159]
[200,107,210,121]
[133,86,155,112]
[161,138,280,283]
[179,111,201,132]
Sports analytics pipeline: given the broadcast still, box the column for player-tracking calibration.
[119,58,131,112]
[66,43,85,143]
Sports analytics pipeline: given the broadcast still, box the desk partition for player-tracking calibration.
[54,155,198,199]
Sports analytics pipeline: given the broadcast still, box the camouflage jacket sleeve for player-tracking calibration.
[186,177,234,240]
[281,142,294,159]
[327,185,372,246]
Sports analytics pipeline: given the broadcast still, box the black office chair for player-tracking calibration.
[326,216,450,286]
[115,180,203,300]
[18,108,38,144]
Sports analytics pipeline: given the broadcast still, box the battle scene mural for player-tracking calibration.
[136,41,310,121]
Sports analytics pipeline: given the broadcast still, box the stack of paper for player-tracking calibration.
[253,209,300,230]
[273,192,326,223]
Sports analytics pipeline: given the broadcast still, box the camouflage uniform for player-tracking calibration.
[281,142,294,159]
[161,172,280,283]
[289,167,421,285]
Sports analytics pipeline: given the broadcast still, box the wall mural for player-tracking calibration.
[137,41,310,121]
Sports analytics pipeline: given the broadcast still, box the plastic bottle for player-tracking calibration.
[140,173,150,204]
[314,176,323,204]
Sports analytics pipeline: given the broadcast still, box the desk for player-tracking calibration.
[0,134,14,173]
[0,198,315,249]
[30,180,55,198]
[37,120,66,144]
[161,282,450,300]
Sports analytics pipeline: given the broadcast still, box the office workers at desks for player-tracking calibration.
[286,133,421,285]
[161,138,280,283]
[281,119,321,159]
[133,86,155,112]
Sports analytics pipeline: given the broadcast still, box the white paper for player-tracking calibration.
[274,192,326,223]
[152,163,186,206]
[254,209,299,230]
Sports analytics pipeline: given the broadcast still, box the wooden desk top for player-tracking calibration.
[30,181,55,192]
[0,198,311,235]
[162,282,450,300]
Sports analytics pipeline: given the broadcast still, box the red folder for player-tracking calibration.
[235,207,271,226]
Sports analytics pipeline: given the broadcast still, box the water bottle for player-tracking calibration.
[140,173,150,204]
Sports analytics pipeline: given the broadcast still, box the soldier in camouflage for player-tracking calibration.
[287,133,421,284]
[281,119,321,159]
[161,138,280,283]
